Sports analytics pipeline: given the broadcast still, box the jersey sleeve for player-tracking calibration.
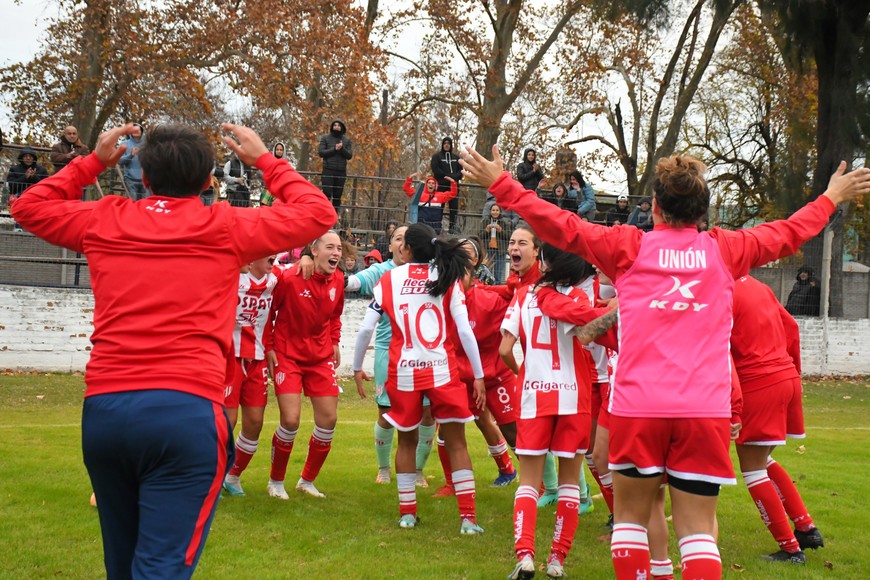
[488,171,641,280]
[369,280,385,315]
[501,292,521,337]
[712,196,836,278]
[229,154,337,263]
[10,154,105,253]
[353,262,388,296]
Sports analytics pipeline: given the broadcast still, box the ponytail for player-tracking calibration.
[404,222,472,297]
[536,243,594,289]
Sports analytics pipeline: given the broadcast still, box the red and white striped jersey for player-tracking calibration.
[578,275,610,383]
[501,285,592,419]
[371,263,466,392]
[233,271,278,359]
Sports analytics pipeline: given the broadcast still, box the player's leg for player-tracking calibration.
[269,392,301,499]
[297,394,338,498]
[111,391,232,579]
[648,486,674,580]
[509,449,547,580]
[82,393,141,578]
[416,404,436,487]
[473,406,516,486]
[547,454,583,578]
[225,359,269,496]
[373,349,394,484]
[384,388,425,528]
[592,409,615,524]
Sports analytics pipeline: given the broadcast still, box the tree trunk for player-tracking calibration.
[71,1,112,147]
[296,71,324,173]
[803,2,868,317]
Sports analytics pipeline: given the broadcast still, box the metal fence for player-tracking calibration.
[2,144,868,318]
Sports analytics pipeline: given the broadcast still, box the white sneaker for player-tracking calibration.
[267,480,289,500]
[296,478,326,498]
[376,468,391,485]
[508,554,535,579]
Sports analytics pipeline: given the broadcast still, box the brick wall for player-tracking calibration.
[1,285,867,376]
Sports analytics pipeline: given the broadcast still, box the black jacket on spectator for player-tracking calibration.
[318,119,353,173]
[785,267,821,316]
[6,147,49,197]
[540,183,578,212]
[516,148,544,192]
[431,137,462,191]
[605,203,631,226]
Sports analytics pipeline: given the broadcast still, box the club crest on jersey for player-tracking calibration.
[329,287,336,301]
[649,276,708,312]
[400,278,429,295]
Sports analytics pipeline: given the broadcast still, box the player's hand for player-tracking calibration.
[459,145,505,189]
[823,162,870,205]
[730,422,742,440]
[354,370,370,399]
[473,378,486,411]
[93,124,134,168]
[266,350,278,379]
[295,255,315,280]
[221,123,269,166]
[333,345,341,367]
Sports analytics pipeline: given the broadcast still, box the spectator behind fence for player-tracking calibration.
[5,146,49,232]
[119,123,148,200]
[627,195,653,231]
[259,142,288,207]
[541,182,578,212]
[431,137,463,233]
[568,170,596,222]
[49,126,90,172]
[363,248,383,267]
[11,122,336,579]
[785,266,821,316]
[373,220,398,261]
[223,153,251,207]
[404,172,457,234]
[480,203,511,283]
[318,119,353,212]
[605,194,631,226]
[516,148,544,192]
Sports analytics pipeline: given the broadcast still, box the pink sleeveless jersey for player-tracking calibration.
[612,228,733,418]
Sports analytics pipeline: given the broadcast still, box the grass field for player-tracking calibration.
[0,373,867,579]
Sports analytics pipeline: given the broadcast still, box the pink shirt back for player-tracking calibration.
[612,228,733,418]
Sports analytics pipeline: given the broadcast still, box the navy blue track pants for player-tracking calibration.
[82,389,234,580]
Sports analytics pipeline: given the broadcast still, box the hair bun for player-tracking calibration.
[655,155,707,198]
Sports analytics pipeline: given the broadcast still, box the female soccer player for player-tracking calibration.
[266,231,344,500]
[352,223,487,534]
[222,254,279,496]
[500,243,598,579]
[731,275,823,563]
[460,145,869,579]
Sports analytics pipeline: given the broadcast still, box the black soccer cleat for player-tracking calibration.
[601,513,614,532]
[794,527,825,550]
[762,550,806,564]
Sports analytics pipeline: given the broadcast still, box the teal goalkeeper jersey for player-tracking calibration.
[351,259,396,350]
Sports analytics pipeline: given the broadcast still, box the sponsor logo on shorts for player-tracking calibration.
[399,358,448,369]
[523,380,577,392]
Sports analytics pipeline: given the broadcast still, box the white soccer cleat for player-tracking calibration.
[376,468,391,485]
[267,480,289,500]
[296,478,326,498]
[508,554,535,579]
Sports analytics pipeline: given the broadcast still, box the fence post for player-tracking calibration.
[820,226,833,374]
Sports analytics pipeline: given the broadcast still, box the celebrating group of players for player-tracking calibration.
[220,141,870,579]
[12,121,870,579]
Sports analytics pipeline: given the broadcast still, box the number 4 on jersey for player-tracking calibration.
[530,315,561,370]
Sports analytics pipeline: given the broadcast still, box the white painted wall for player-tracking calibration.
[1,285,867,376]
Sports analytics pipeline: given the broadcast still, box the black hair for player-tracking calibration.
[536,243,595,289]
[461,236,485,267]
[138,124,214,197]
[403,222,472,297]
[512,223,541,249]
[385,219,400,232]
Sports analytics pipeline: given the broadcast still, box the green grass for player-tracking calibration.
[0,373,867,578]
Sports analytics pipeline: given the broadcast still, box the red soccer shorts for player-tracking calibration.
[737,376,805,445]
[463,370,519,425]
[608,416,735,485]
[384,379,473,431]
[224,357,269,409]
[516,413,591,458]
[273,353,339,398]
